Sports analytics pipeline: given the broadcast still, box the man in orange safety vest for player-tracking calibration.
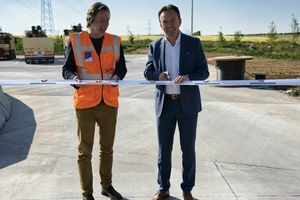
[62,2,127,200]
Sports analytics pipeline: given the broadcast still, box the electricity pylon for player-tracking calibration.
[41,0,55,35]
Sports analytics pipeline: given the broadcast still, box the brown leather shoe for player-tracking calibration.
[183,192,194,200]
[152,190,170,200]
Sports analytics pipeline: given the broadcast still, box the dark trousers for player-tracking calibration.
[156,98,198,192]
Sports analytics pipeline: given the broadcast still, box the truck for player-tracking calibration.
[23,26,54,64]
[63,24,82,57]
[0,31,16,60]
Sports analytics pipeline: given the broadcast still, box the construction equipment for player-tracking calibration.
[63,24,82,57]
[23,26,54,64]
[0,30,16,60]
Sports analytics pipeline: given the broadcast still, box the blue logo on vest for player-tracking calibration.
[84,51,93,63]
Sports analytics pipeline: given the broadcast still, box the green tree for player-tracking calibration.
[218,31,226,43]
[233,31,243,43]
[291,14,300,45]
[267,21,278,49]
[128,30,134,44]
[193,31,201,36]
[217,26,225,43]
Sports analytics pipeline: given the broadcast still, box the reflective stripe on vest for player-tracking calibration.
[112,35,120,64]
[80,68,101,80]
[73,34,94,67]
[73,34,119,68]
[79,68,113,80]
[102,74,113,80]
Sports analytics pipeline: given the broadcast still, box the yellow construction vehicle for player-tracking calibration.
[63,24,82,57]
[0,29,16,60]
[23,26,54,64]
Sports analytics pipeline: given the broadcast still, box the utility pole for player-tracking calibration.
[191,0,194,35]
[41,0,55,36]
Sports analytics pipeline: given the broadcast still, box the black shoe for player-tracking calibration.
[82,194,94,200]
[101,185,123,200]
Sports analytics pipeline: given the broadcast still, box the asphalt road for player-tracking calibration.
[0,55,300,200]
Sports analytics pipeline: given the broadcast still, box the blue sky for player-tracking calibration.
[0,0,299,36]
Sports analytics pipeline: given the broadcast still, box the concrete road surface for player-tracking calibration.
[0,55,300,200]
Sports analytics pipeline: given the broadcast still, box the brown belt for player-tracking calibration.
[165,94,181,100]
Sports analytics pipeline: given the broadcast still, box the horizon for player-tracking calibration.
[4,31,298,38]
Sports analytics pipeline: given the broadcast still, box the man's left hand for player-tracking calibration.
[111,75,119,87]
[174,75,189,83]
[111,74,120,81]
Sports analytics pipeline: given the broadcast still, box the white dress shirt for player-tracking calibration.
[164,32,181,94]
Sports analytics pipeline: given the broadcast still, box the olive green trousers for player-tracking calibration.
[75,102,118,196]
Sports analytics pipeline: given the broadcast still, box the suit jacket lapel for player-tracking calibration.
[160,38,166,71]
[179,33,186,75]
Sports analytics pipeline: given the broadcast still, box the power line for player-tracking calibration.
[66,1,86,19]
[14,0,39,19]
[52,3,83,27]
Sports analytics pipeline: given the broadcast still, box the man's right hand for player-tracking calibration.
[159,72,169,81]
[73,76,81,88]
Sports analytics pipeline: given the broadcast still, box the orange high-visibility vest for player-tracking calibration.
[70,31,121,109]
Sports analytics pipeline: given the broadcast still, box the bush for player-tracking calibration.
[193,31,201,36]
[284,88,300,96]
[54,36,64,55]
[128,31,134,44]
[233,31,243,44]
[14,37,23,55]
[218,31,226,43]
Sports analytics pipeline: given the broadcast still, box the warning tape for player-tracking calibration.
[0,79,299,86]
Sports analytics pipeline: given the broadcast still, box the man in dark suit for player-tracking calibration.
[144,4,209,200]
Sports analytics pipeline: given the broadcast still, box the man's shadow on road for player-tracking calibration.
[0,95,36,168]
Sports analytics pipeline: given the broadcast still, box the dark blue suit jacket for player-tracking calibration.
[144,33,210,117]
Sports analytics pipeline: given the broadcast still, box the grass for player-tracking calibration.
[121,34,300,61]
[201,40,300,60]
[121,35,161,41]
[122,34,300,43]
[283,88,300,97]
[122,39,152,54]
[199,34,299,42]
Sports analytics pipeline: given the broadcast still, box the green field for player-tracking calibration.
[122,34,300,43]
[199,34,300,43]
[13,33,300,60]
[121,35,161,41]
[200,35,269,42]
[121,34,300,60]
